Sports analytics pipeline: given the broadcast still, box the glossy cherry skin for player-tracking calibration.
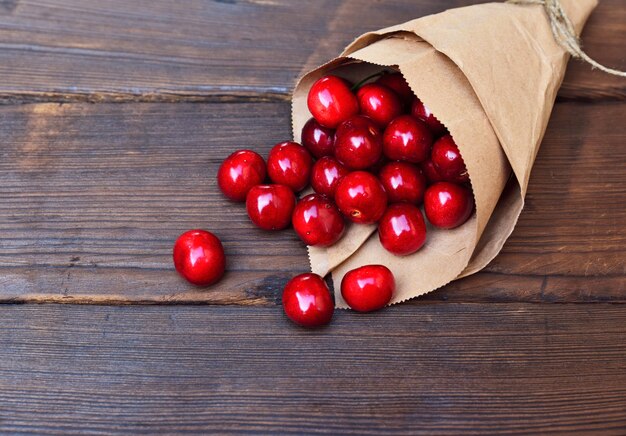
[378,203,427,256]
[420,158,445,184]
[430,135,469,184]
[383,115,433,163]
[424,182,474,229]
[301,118,335,158]
[246,184,296,231]
[173,230,225,286]
[292,194,345,247]
[335,171,388,224]
[267,141,313,192]
[376,72,413,107]
[307,75,359,128]
[378,161,427,205]
[334,115,383,170]
[411,97,447,136]
[341,264,395,312]
[310,156,349,199]
[356,83,403,128]
[282,273,334,328]
[217,150,266,202]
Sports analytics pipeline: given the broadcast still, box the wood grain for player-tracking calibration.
[0,101,623,304]
[0,303,625,435]
[0,0,622,103]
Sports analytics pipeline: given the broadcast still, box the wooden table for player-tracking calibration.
[0,0,624,433]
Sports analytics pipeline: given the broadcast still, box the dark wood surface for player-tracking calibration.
[0,0,625,433]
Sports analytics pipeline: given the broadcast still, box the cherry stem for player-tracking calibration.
[351,71,386,92]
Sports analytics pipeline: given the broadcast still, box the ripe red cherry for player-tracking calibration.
[301,118,335,158]
[217,150,266,202]
[307,75,359,128]
[267,141,313,192]
[378,203,427,256]
[282,273,334,328]
[424,182,474,229]
[341,264,395,312]
[430,135,469,184]
[246,184,296,231]
[356,83,403,128]
[376,72,413,107]
[310,156,349,199]
[383,115,433,163]
[173,230,225,286]
[420,158,445,184]
[378,162,427,205]
[335,171,388,224]
[292,194,345,247]
[411,97,447,136]
[334,115,383,170]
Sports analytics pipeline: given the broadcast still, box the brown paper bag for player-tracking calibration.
[291,0,597,308]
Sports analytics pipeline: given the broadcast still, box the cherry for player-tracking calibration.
[301,117,335,158]
[173,230,225,286]
[334,115,383,170]
[411,97,447,136]
[383,115,433,163]
[335,171,388,224]
[424,182,474,229]
[378,161,427,205]
[341,264,395,312]
[420,158,445,184]
[310,156,349,199]
[217,150,266,202]
[246,184,296,231]
[307,75,359,128]
[356,83,403,128]
[282,273,334,328]
[378,203,427,256]
[292,194,345,247]
[267,141,313,192]
[430,135,469,184]
[376,72,413,107]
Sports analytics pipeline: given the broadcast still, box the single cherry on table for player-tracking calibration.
[307,75,359,129]
[335,171,388,224]
[282,273,334,328]
[378,203,427,256]
[341,264,395,312]
[173,230,226,286]
[431,135,470,184]
[301,117,335,158]
[246,184,296,231]
[356,83,403,128]
[378,161,427,205]
[310,156,349,199]
[292,194,345,247]
[217,150,266,202]
[267,141,313,192]
[334,115,383,170]
[383,115,433,163]
[424,182,474,229]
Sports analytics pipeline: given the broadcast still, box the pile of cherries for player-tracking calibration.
[173,71,475,328]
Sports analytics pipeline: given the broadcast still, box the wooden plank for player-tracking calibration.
[0,0,622,103]
[0,101,624,304]
[0,303,625,434]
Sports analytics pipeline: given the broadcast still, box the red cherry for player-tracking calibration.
[246,184,296,231]
[376,72,413,107]
[430,135,469,184]
[383,115,433,163]
[419,158,445,184]
[424,182,474,229]
[378,162,427,205]
[173,230,225,286]
[267,141,313,192]
[310,156,349,199]
[307,75,359,128]
[217,150,266,202]
[411,97,447,136]
[356,83,403,128]
[378,203,427,256]
[334,115,383,170]
[301,118,335,158]
[335,171,387,224]
[282,273,334,328]
[292,194,345,247]
[341,264,395,312]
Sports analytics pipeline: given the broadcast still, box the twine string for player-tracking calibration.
[507,0,626,77]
